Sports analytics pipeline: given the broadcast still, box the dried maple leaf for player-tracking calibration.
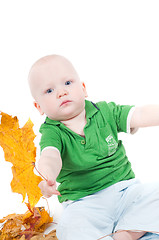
[0,112,43,207]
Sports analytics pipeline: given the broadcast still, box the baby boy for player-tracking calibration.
[28,54,159,240]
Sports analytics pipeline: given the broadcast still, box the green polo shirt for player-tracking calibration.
[39,100,135,203]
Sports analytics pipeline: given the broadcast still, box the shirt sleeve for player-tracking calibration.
[126,107,138,134]
[108,102,135,133]
[39,123,62,153]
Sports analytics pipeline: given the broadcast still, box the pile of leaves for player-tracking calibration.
[0,112,58,239]
[0,203,57,240]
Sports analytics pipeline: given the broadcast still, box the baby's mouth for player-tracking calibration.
[60,100,72,107]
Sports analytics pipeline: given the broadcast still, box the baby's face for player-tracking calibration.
[29,56,87,121]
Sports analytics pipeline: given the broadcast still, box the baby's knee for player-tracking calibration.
[113,230,146,240]
[113,231,132,240]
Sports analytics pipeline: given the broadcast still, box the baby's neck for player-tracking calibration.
[61,109,86,136]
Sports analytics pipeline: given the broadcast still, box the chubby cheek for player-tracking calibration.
[41,98,57,116]
[72,91,86,111]
[71,85,86,100]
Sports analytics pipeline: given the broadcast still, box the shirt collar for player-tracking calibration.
[85,100,99,120]
[45,100,99,126]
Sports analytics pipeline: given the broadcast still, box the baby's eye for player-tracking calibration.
[65,80,72,86]
[46,88,54,94]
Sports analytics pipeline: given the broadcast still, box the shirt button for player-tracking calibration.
[81,139,86,145]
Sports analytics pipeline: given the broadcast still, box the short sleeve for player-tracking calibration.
[39,123,62,153]
[108,102,135,133]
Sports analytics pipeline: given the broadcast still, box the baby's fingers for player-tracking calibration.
[38,180,52,197]
[52,189,61,196]
[46,180,61,196]
[38,180,61,197]
[45,186,61,198]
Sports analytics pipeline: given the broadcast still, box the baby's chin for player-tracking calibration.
[50,111,83,122]
[48,103,85,121]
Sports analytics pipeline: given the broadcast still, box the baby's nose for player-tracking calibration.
[57,89,68,98]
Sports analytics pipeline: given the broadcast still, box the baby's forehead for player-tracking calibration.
[29,55,78,84]
[28,55,80,98]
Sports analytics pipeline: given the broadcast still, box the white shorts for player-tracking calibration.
[56,179,159,240]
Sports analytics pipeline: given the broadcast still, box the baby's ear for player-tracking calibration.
[33,101,44,115]
[82,82,88,98]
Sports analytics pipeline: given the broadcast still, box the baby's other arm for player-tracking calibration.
[38,147,62,198]
[130,105,159,130]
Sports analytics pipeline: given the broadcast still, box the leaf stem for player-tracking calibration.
[32,162,47,181]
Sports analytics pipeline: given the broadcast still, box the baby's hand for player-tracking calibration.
[38,179,61,198]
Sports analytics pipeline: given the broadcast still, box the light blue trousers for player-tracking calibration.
[56,179,159,240]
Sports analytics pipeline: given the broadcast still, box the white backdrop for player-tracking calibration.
[0,0,159,223]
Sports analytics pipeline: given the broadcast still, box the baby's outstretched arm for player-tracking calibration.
[130,105,159,129]
[38,147,62,198]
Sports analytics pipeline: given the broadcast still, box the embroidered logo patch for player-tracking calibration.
[105,134,118,156]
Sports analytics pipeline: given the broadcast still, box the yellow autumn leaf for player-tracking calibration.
[0,112,42,207]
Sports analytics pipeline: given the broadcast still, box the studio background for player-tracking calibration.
[0,0,159,223]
